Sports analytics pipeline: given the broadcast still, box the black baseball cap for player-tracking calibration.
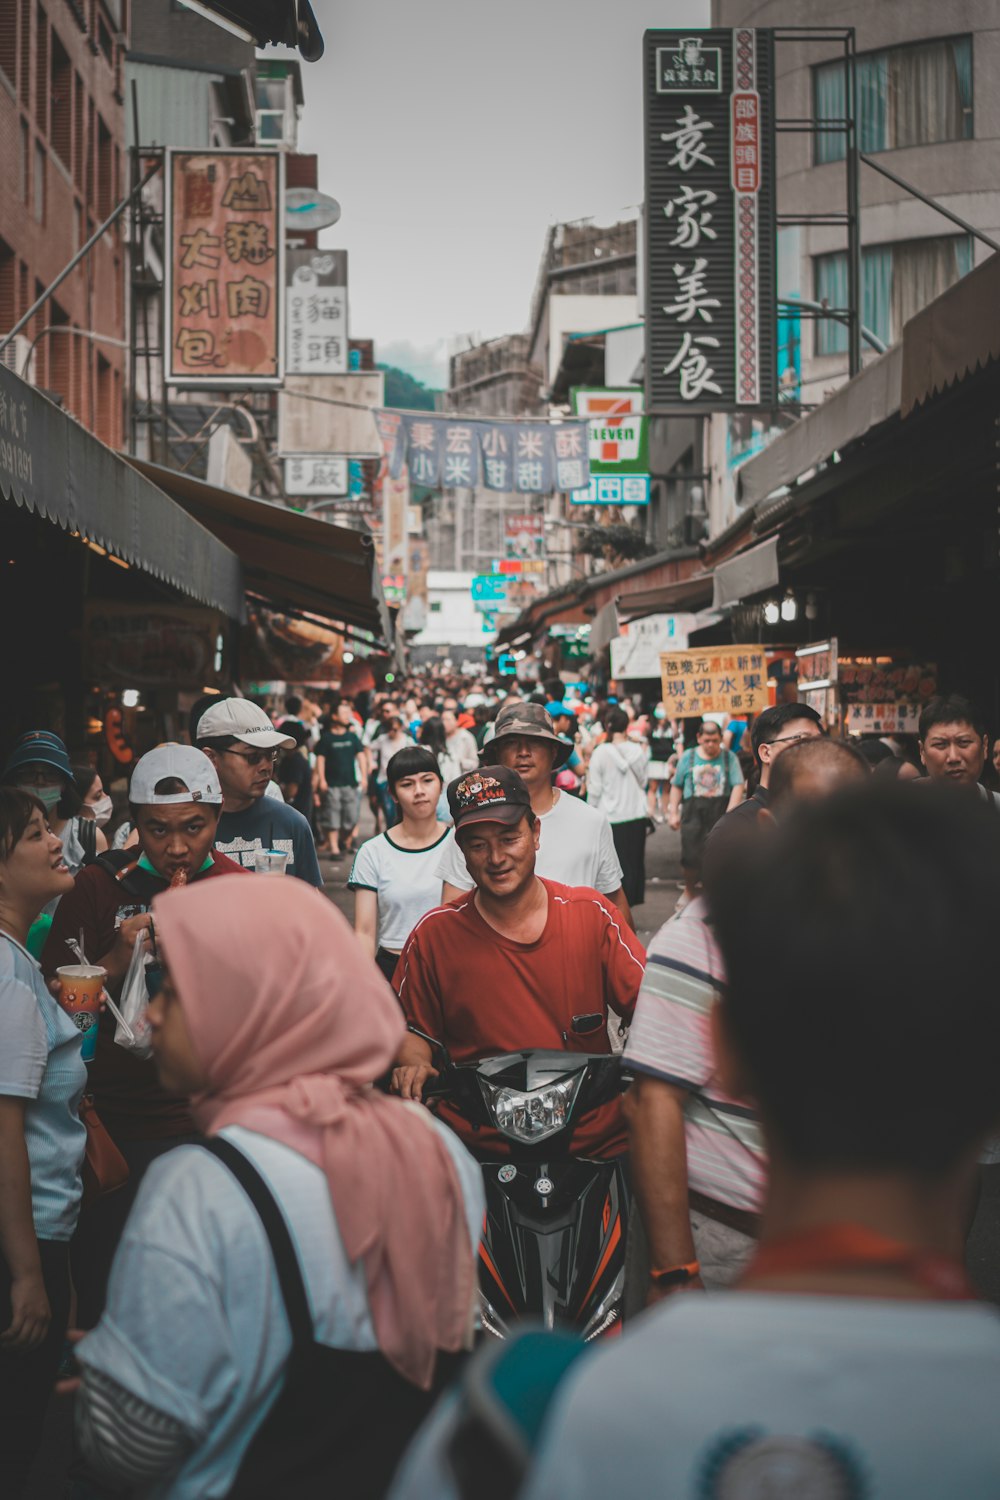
[448,765,532,834]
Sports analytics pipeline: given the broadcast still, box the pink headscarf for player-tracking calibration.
[152,874,475,1389]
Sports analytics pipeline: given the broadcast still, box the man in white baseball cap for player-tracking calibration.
[41,744,251,1320]
[195,698,323,887]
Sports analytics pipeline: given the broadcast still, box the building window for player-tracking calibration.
[97,114,112,217]
[814,36,973,164]
[0,0,16,90]
[34,3,46,131]
[0,241,15,333]
[814,234,973,354]
[33,140,45,223]
[19,118,29,202]
[50,31,71,167]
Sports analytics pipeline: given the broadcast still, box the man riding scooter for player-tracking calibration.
[391,766,645,1159]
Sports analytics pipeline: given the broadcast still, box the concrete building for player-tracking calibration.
[0,0,129,447]
[705,0,999,538]
[408,570,494,667]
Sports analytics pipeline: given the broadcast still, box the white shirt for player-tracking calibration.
[435,790,623,895]
[446,728,479,774]
[349,828,452,952]
[586,741,649,824]
[393,1292,1000,1500]
[78,1122,483,1500]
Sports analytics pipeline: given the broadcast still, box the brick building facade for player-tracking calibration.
[0,0,128,447]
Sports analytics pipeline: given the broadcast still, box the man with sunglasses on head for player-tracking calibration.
[196,699,323,888]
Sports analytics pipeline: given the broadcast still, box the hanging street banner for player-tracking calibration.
[571,388,649,475]
[284,457,349,497]
[166,150,283,385]
[644,29,777,412]
[660,644,769,716]
[372,413,591,495]
[285,249,348,375]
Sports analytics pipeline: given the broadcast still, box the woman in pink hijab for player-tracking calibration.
[72,876,483,1500]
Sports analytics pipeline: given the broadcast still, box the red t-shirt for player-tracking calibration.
[393,879,645,1158]
[42,849,248,1143]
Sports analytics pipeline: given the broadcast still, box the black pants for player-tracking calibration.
[375,947,401,985]
[0,1239,72,1497]
[71,1134,201,1328]
[611,818,647,907]
[680,796,729,878]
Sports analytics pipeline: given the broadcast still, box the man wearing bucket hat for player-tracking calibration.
[392,766,645,1159]
[42,745,249,1323]
[2,730,108,879]
[435,702,631,926]
[195,698,323,888]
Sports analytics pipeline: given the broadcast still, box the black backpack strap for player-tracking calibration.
[200,1136,314,1347]
[78,816,97,866]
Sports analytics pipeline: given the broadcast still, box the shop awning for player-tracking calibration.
[711,535,779,609]
[123,458,392,646]
[615,571,714,623]
[901,249,1000,415]
[735,345,903,510]
[0,367,245,618]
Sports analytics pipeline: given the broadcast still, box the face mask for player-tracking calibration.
[90,794,113,828]
[653,707,666,721]
[21,784,61,813]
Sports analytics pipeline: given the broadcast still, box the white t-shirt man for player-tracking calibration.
[435,790,623,896]
[392,1292,1000,1500]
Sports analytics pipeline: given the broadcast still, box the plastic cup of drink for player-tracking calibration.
[255,848,289,876]
[55,965,107,1062]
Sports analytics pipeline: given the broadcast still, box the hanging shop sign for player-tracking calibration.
[285,249,348,375]
[660,644,768,716]
[283,457,349,497]
[611,614,696,678]
[383,468,411,576]
[571,475,651,507]
[845,704,923,735]
[84,603,226,688]
[471,574,508,612]
[277,372,384,456]
[644,28,777,412]
[503,513,545,562]
[166,149,283,385]
[571,388,649,476]
[373,413,591,495]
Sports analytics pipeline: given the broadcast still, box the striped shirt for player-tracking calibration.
[625,898,766,1213]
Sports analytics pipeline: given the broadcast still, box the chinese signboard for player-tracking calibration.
[644,29,777,412]
[845,704,922,735]
[571,389,649,476]
[471,575,508,613]
[277,373,384,456]
[166,150,283,385]
[660,645,769,716]
[286,249,348,375]
[383,468,410,576]
[374,413,591,495]
[838,658,937,706]
[503,513,545,562]
[611,614,696,678]
[571,476,651,507]
[283,457,349,497]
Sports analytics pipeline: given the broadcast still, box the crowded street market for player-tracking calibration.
[1,2,999,1496]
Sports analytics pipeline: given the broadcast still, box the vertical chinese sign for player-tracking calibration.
[643,30,777,412]
[286,248,348,374]
[166,151,284,385]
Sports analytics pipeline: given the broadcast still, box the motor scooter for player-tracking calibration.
[423,1043,631,1340]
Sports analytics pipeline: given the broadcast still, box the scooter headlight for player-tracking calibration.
[480,1072,584,1144]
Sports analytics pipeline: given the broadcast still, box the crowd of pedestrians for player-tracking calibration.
[1,673,999,1496]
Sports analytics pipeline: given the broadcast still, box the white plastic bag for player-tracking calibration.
[112,931,154,1058]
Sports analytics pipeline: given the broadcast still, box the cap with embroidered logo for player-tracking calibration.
[448,764,532,834]
[195,697,295,750]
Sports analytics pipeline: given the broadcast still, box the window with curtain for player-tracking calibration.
[814,35,973,164]
[814,235,973,354]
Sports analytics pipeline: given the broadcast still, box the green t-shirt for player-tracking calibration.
[318,729,364,787]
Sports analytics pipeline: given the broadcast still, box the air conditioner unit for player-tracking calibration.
[0,336,36,385]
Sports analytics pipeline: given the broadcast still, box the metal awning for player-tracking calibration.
[735,345,903,510]
[123,458,392,646]
[0,367,245,618]
[615,572,715,623]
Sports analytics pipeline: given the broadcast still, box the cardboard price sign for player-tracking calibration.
[660,646,768,716]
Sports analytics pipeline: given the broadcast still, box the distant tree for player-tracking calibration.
[378,364,441,411]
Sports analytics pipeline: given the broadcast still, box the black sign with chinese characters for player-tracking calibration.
[644,29,777,413]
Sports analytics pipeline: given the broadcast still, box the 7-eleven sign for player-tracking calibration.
[571,387,648,475]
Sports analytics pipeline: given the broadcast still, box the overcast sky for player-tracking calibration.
[294,0,709,385]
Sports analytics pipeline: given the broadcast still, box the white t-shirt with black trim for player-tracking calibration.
[349,828,452,953]
[434,791,623,896]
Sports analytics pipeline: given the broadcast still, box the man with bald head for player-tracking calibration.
[623,735,868,1294]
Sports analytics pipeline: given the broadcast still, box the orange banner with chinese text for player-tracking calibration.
[660,646,769,717]
[166,150,283,384]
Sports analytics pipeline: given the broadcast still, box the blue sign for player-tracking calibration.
[570,474,651,507]
[472,574,508,613]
